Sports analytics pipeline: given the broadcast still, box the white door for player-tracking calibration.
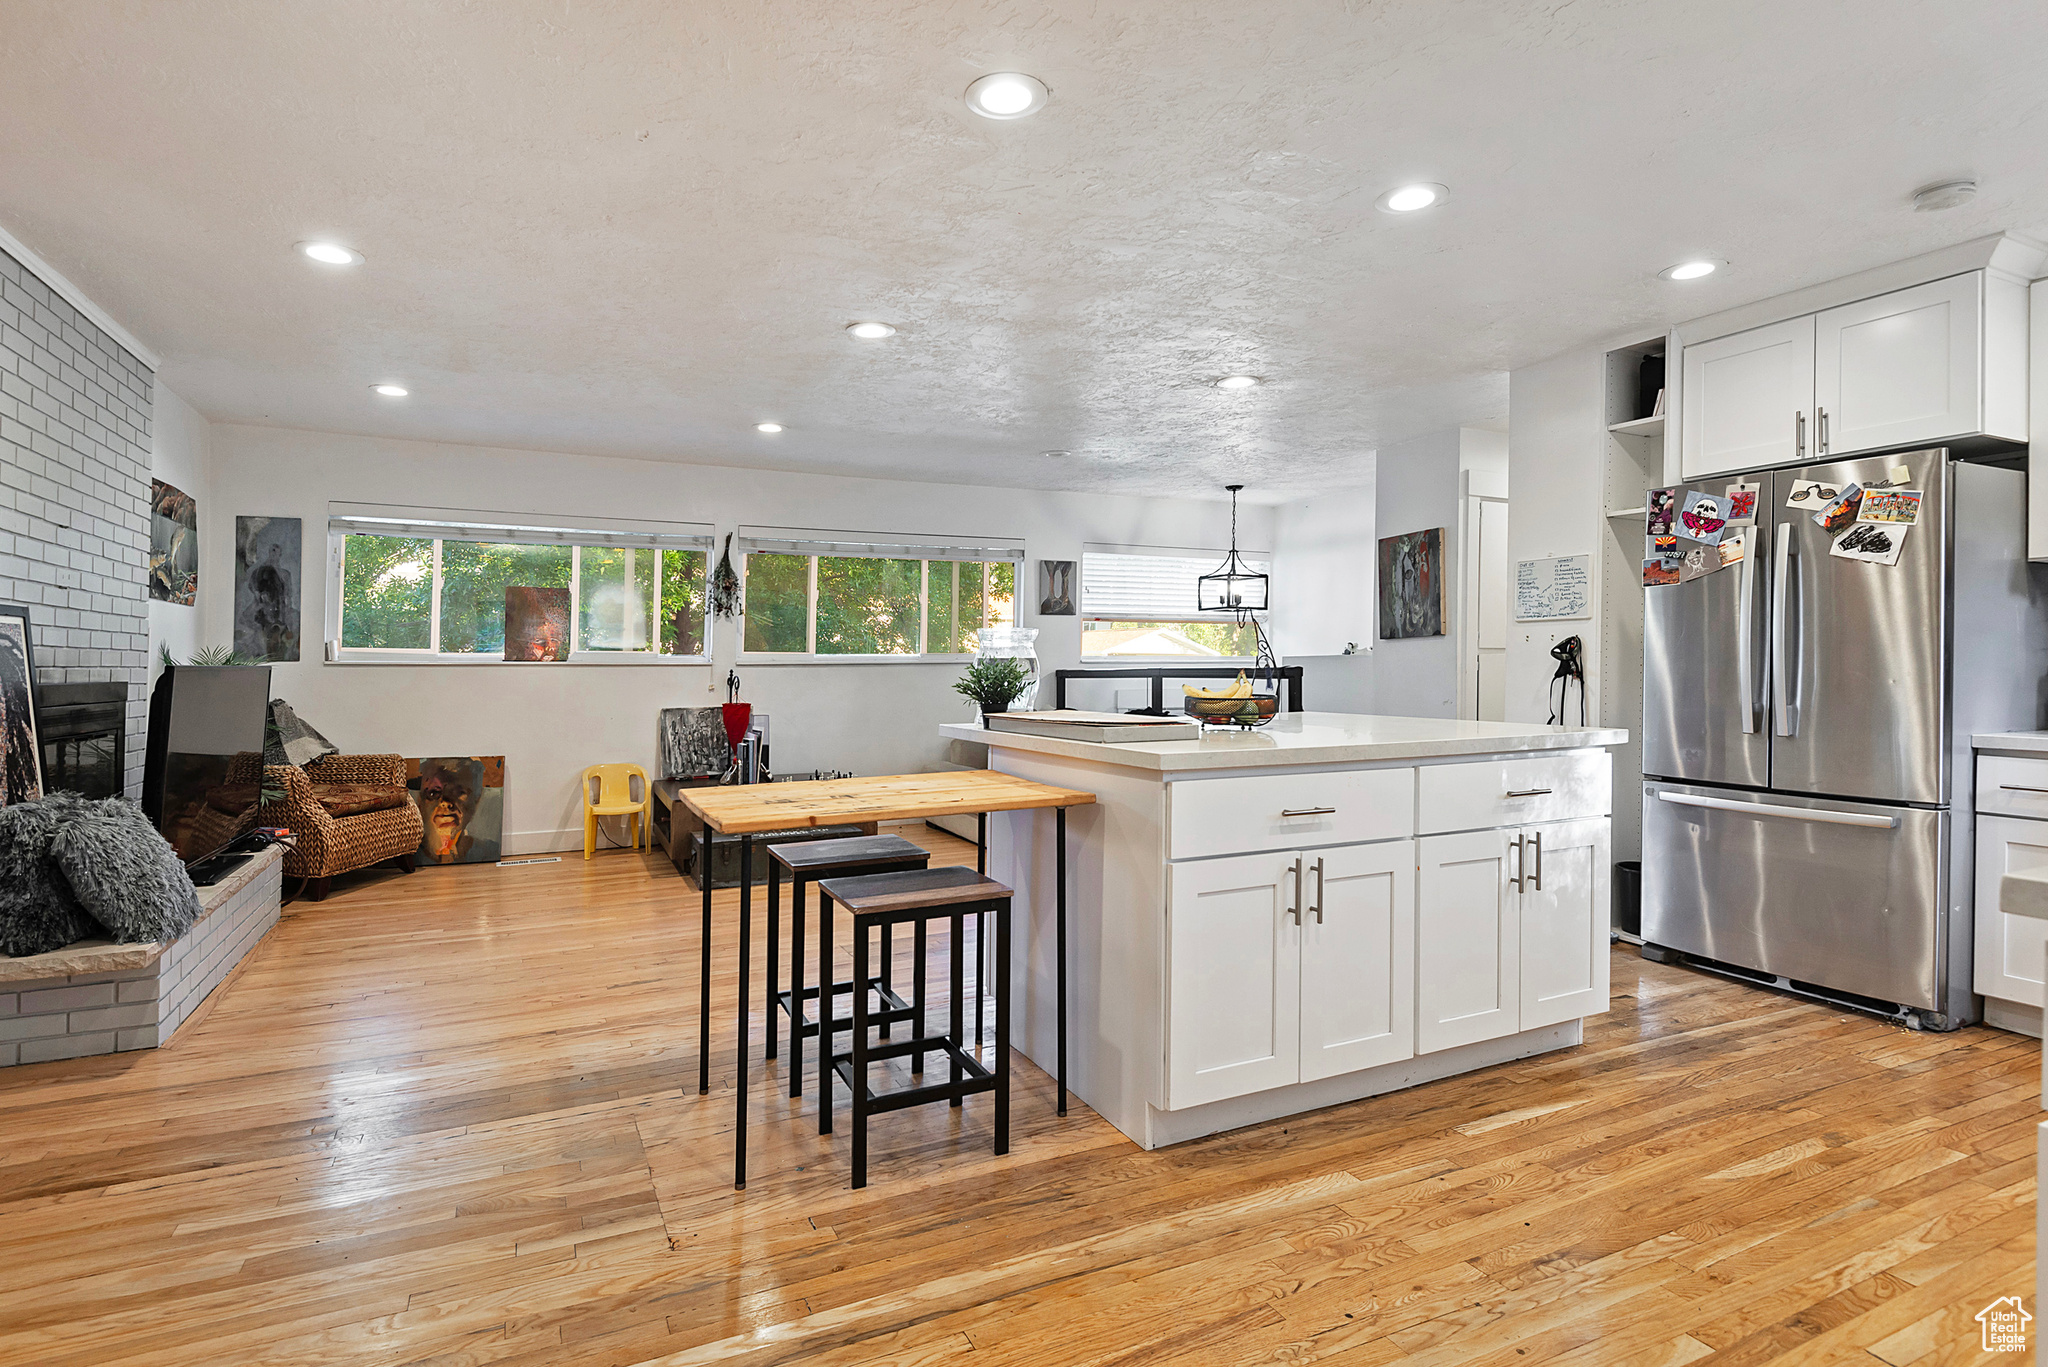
[1518,818,1612,1029]
[1417,830,1520,1053]
[1681,315,1817,479]
[1299,840,1416,1081]
[1973,814,2048,1006]
[1814,274,1981,458]
[1165,852,1301,1109]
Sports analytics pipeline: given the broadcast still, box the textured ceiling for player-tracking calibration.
[5,1,2048,501]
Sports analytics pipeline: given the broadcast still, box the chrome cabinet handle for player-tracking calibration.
[1530,831,1543,891]
[1505,788,1552,798]
[1280,806,1337,818]
[1310,857,1325,923]
[1508,834,1525,892]
[2000,785,2048,795]
[1795,411,1806,459]
[1817,406,1829,455]
[1287,855,1303,925]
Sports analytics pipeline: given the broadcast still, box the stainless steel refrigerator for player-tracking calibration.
[1641,447,2048,1029]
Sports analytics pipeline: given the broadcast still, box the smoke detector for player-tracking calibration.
[1912,180,1977,212]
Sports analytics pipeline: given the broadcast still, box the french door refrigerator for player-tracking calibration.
[1641,446,2048,1029]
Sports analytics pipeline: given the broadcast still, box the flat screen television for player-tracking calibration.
[141,665,271,876]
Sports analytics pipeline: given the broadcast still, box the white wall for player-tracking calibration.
[196,425,1271,854]
[147,386,212,682]
[1371,428,1462,718]
[1268,475,1377,710]
[1504,351,1606,725]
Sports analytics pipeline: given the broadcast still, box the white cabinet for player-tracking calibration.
[1165,841,1414,1108]
[1814,274,1981,458]
[1681,315,1815,479]
[1417,819,1611,1053]
[1974,813,2048,1007]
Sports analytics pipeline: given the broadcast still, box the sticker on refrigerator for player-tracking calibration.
[1678,490,1729,545]
[1785,479,1842,510]
[1723,482,1759,526]
[1811,484,1862,535]
[1643,556,1680,587]
[1829,521,1908,567]
[1652,534,1677,556]
[1677,544,1719,582]
[1646,488,1676,536]
[1718,532,1746,568]
[1857,489,1922,525]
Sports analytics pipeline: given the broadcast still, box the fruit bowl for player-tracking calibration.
[1183,694,1280,728]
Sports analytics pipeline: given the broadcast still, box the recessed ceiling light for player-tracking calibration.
[756,422,784,433]
[298,240,363,266]
[1215,375,1261,390]
[965,72,1048,120]
[1041,449,1072,458]
[1913,179,1977,212]
[1659,259,1721,281]
[1375,183,1448,214]
[846,321,897,339]
[370,383,408,397]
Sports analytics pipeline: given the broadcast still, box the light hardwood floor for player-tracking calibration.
[0,828,2033,1366]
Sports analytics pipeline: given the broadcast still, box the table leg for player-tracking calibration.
[950,908,964,1109]
[976,812,986,1053]
[818,878,833,1134]
[766,860,780,1062]
[735,833,752,1190]
[699,842,712,1096]
[789,871,805,1098]
[995,896,1011,1156]
[1057,804,1068,1118]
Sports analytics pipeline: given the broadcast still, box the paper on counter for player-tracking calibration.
[1830,522,1908,567]
[1858,489,1922,525]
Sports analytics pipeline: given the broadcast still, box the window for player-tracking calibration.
[330,512,712,660]
[736,533,1019,658]
[1080,549,1267,659]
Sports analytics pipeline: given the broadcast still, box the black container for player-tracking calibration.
[1636,354,1665,421]
[1614,860,1642,937]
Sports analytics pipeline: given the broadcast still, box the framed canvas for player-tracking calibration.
[234,515,302,661]
[1037,559,1076,616]
[1377,527,1446,640]
[407,756,506,865]
[0,605,43,808]
[149,479,198,605]
[504,586,571,661]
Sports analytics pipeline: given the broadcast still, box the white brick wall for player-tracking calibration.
[0,848,281,1067]
[0,246,154,795]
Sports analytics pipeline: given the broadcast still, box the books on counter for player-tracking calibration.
[984,710,1201,743]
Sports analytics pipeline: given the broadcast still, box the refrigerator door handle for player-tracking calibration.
[1737,530,1760,734]
[1772,525,1797,737]
[1655,790,1899,830]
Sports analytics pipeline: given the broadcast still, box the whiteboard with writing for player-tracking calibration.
[1514,555,1591,621]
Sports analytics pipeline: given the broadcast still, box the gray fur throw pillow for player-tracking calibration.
[0,797,107,957]
[47,793,201,944]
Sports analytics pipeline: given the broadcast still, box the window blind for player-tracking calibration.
[1082,550,1270,621]
[736,532,1024,563]
[328,513,714,552]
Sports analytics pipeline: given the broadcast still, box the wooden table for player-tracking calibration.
[679,770,1097,1189]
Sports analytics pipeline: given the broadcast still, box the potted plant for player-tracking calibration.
[954,657,1030,726]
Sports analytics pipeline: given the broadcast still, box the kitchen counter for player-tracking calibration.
[942,711,1627,772]
[1973,731,2048,756]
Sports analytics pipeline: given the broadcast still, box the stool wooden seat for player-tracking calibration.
[817,865,1013,1189]
[766,833,930,1098]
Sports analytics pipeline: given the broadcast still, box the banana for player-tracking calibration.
[1182,672,1253,700]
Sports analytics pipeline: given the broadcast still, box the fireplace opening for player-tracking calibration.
[39,682,128,799]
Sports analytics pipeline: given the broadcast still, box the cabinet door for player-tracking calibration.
[1519,818,1612,1029]
[1417,830,1519,1053]
[1300,840,1415,1081]
[1814,274,1980,457]
[1164,852,1301,1109]
[1974,814,2048,1006]
[1681,315,1816,479]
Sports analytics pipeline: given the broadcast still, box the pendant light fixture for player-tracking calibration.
[1198,484,1269,614]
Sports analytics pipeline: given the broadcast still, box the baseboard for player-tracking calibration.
[1983,996,2044,1039]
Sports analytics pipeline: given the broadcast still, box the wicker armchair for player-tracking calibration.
[227,753,424,899]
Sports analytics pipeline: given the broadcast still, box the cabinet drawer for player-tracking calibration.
[1168,768,1412,860]
[1417,751,1610,835]
[1977,755,2048,821]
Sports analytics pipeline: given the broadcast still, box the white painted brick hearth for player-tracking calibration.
[0,845,282,1067]
[0,244,154,796]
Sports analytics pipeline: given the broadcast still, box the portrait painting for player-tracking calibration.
[234,515,302,661]
[504,586,571,661]
[1377,527,1445,640]
[408,756,505,865]
[149,479,198,605]
[0,607,43,809]
[659,706,734,779]
[1037,559,1076,616]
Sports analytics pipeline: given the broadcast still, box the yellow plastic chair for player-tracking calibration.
[582,763,651,860]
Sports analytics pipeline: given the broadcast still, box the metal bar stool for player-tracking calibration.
[817,866,1012,1189]
[766,834,930,1098]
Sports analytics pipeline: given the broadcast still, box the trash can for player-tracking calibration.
[1614,860,1642,938]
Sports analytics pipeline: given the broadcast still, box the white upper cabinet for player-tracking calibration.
[1681,315,1816,479]
[1814,274,1980,458]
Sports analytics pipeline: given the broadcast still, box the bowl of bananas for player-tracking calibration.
[1182,674,1280,728]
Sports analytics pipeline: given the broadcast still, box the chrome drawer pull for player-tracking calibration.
[1999,785,2048,795]
[1505,788,1553,798]
[1280,806,1337,817]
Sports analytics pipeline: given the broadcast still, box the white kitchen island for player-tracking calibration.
[940,711,1628,1149]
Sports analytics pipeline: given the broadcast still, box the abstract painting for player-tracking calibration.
[1037,559,1076,616]
[408,756,505,865]
[234,515,301,661]
[504,586,571,661]
[1377,527,1445,640]
[0,606,42,809]
[659,706,733,779]
[149,480,198,605]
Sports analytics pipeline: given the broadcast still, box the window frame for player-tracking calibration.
[326,516,714,665]
[1079,546,1269,665]
[735,543,1020,665]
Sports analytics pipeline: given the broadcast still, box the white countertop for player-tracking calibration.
[1975,731,2048,755]
[941,710,1626,773]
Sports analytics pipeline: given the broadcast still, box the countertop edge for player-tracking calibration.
[1973,732,2048,754]
[939,720,1628,771]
